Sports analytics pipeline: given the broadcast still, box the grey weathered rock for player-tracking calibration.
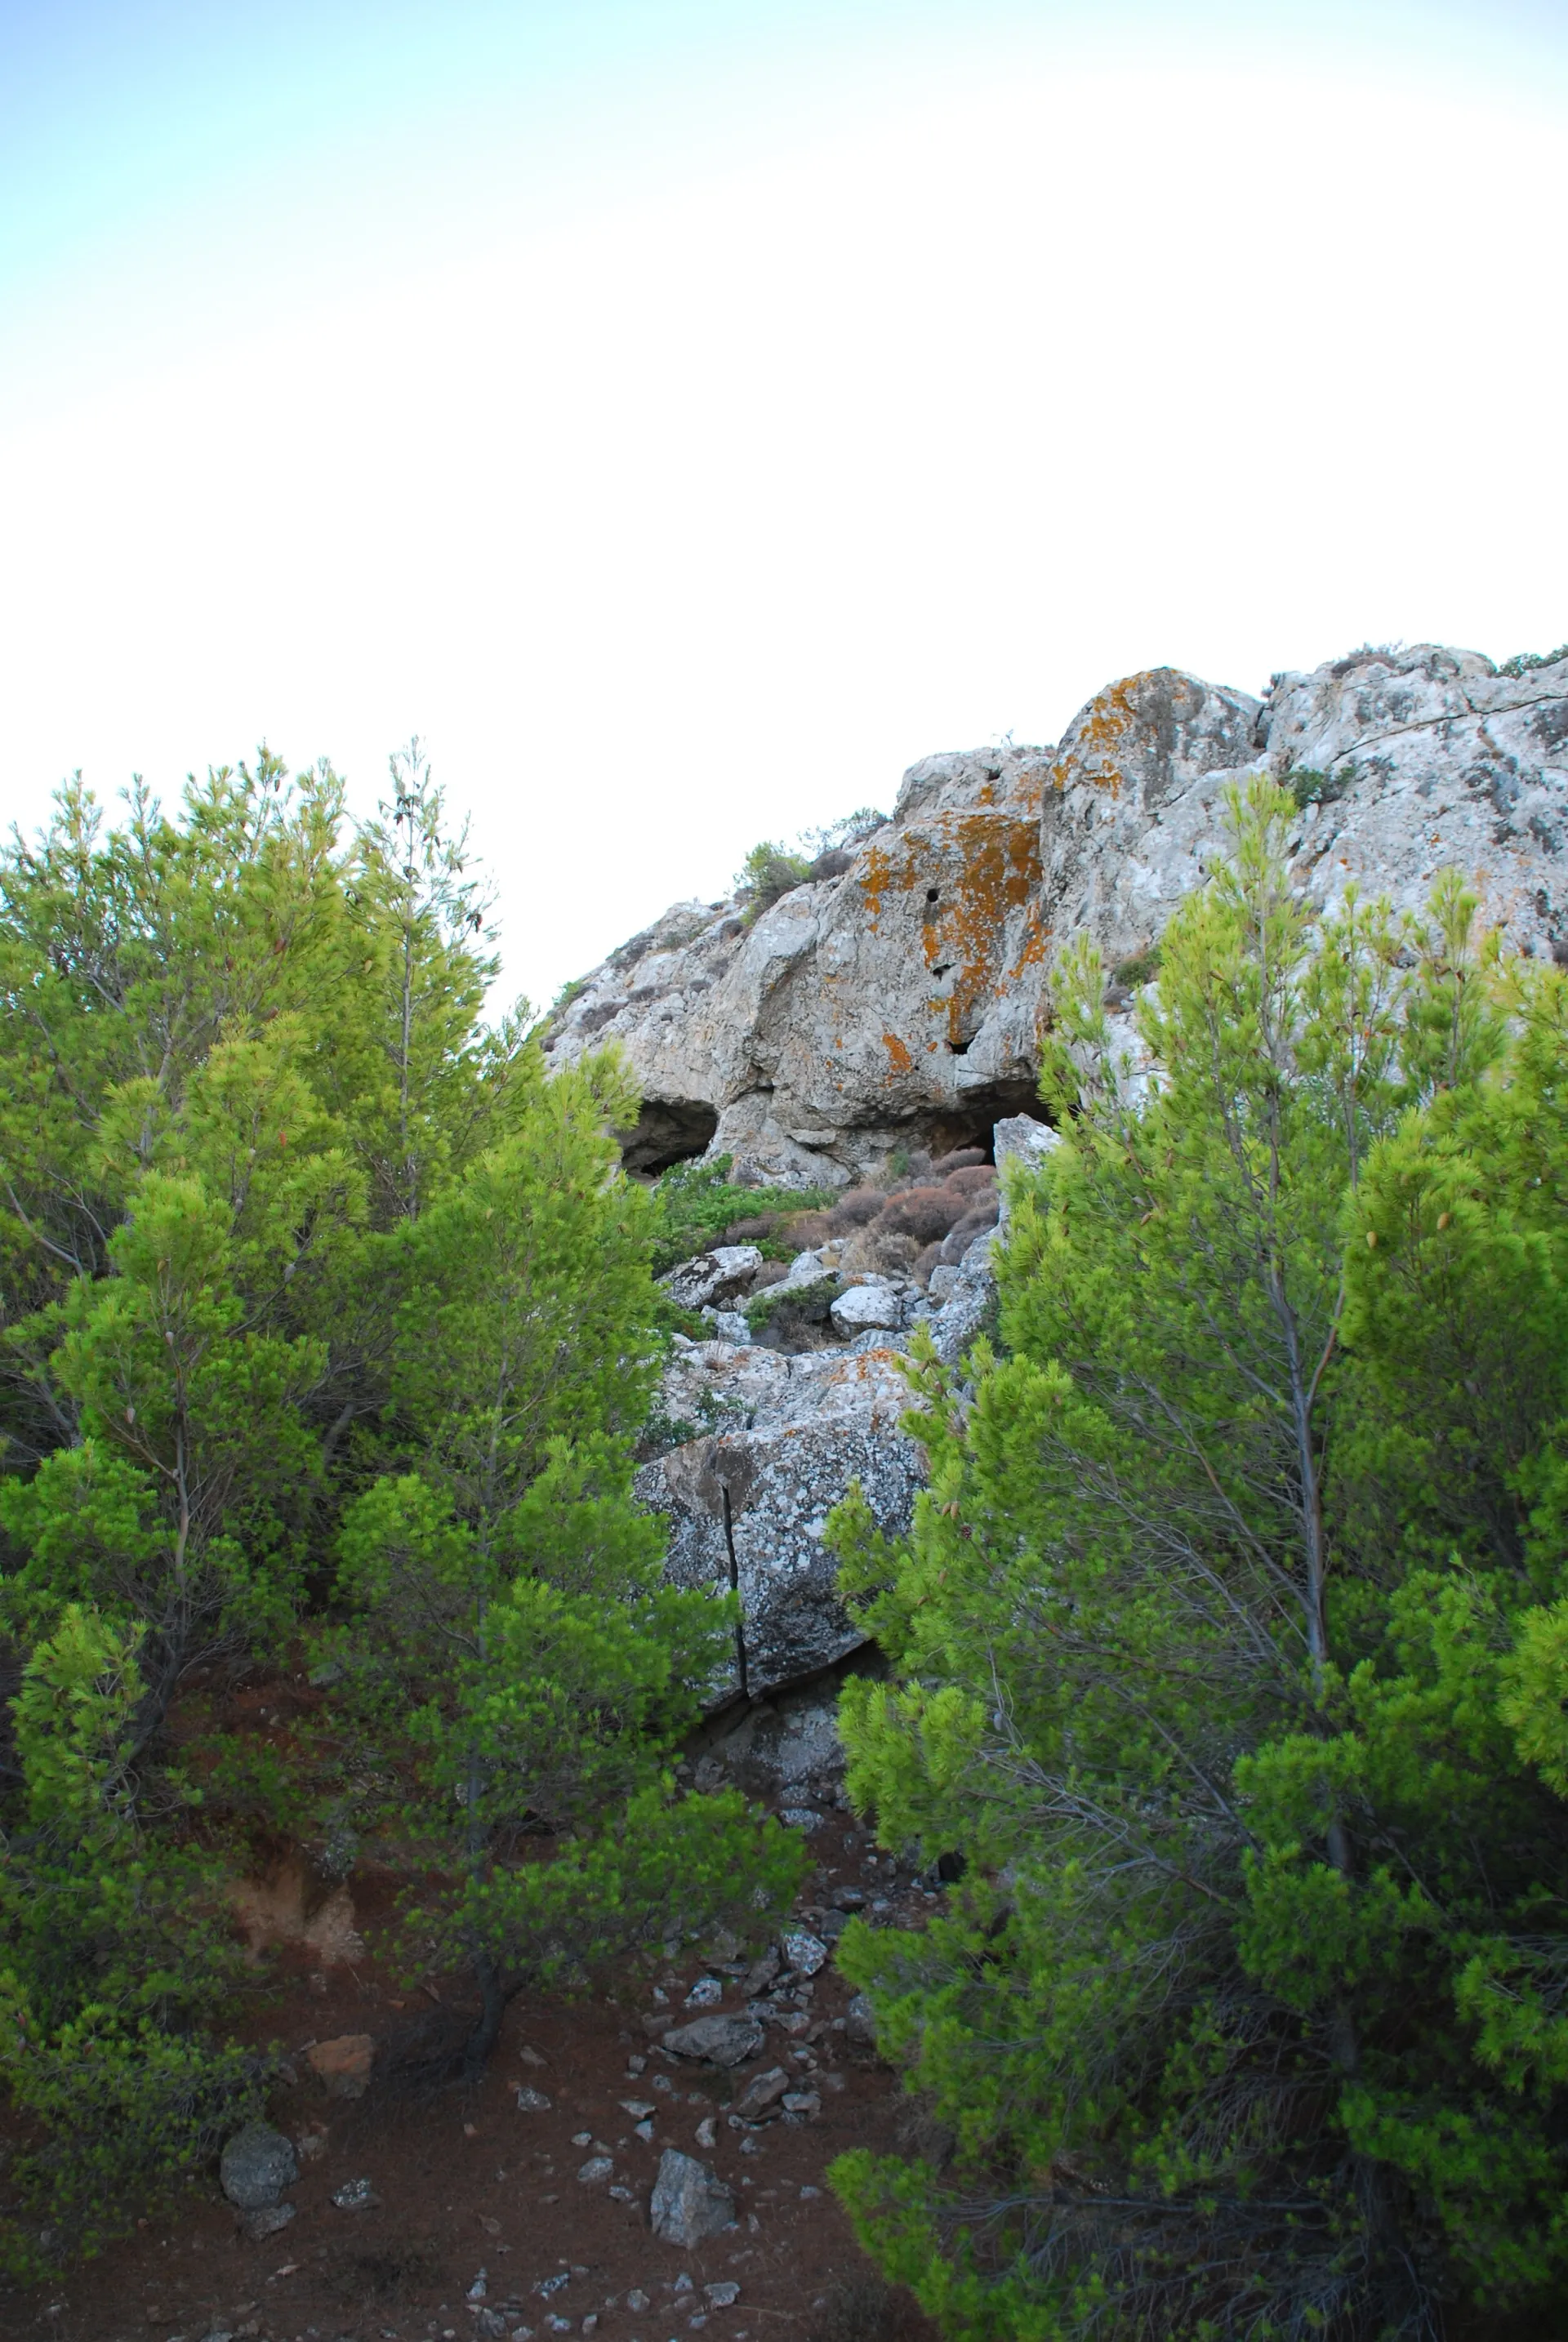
[638,1345,923,1690]
[650,2148,737,2246]
[829,1281,904,1334]
[239,2200,296,2242]
[331,2176,381,2211]
[219,2122,298,2211]
[662,1245,763,1311]
[845,1992,878,2048]
[546,646,1568,1186]
[660,2011,764,2066]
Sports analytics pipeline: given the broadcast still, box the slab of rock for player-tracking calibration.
[659,2011,764,2065]
[650,2148,737,2246]
[220,2122,298,2211]
[662,1245,763,1311]
[306,2033,374,2099]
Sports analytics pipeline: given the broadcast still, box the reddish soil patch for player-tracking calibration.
[3,1822,938,2342]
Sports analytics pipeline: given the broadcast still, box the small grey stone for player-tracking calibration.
[782,2091,822,2117]
[650,2148,737,2246]
[705,2282,741,2307]
[577,2156,614,2184]
[845,1992,877,2046]
[659,2012,764,2066]
[219,2122,298,2211]
[515,2086,553,2112]
[684,1975,724,2007]
[781,1929,828,1975]
[331,2176,381,2211]
[239,2201,296,2242]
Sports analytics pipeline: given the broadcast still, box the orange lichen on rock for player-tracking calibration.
[924,812,1042,1037]
[882,1031,913,1076]
[1047,672,1155,796]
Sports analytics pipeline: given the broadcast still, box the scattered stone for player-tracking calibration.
[608,2184,635,2201]
[845,1993,877,2046]
[684,1976,724,2008]
[572,2131,593,2146]
[673,2271,695,2291]
[634,2120,655,2143]
[516,2087,553,2113]
[577,2157,614,2185]
[239,2202,296,2243]
[650,2149,737,2246]
[295,2128,327,2161]
[660,2012,764,2066]
[220,2122,298,2211]
[742,1948,781,1997]
[694,2116,717,2148]
[331,2177,381,2211]
[468,2270,489,2300]
[705,2282,742,2307]
[779,1806,822,1832]
[735,2067,790,2117]
[519,2045,547,2067]
[626,2291,649,2313]
[781,1930,828,1976]
[626,2053,647,2075]
[782,2092,822,2117]
[621,2099,656,2118]
[800,2184,821,2198]
[305,2033,374,2099]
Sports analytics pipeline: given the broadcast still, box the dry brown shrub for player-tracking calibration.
[877,1186,969,1243]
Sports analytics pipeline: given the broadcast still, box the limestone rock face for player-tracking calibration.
[637,1342,924,1691]
[577,641,1566,1699]
[545,645,1568,1186]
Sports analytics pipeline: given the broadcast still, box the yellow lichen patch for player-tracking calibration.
[882,1031,913,1077]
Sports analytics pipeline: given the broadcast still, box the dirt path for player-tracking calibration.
[4,1819,938,2342]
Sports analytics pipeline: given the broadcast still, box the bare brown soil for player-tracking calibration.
[2,1817,938,2342]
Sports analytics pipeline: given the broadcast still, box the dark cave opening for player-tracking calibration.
[618,1096,720,1176]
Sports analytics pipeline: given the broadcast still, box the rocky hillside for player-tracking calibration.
[548,642,1568,1183]
[555,642,1568,1708]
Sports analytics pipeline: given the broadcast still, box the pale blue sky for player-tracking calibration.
[3,1,1566,1007]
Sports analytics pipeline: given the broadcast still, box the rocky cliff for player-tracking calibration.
[547,642,1568,1185]
[555,642,1568,1708]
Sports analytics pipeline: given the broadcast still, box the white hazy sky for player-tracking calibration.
[3,0,1566,1011]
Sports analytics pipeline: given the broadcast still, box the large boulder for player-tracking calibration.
[637,1342,924,1691]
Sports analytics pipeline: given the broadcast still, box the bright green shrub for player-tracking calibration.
[827,784,1568,2340]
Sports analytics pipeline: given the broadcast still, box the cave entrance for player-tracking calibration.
[619,1096,720,1177]
[919,1076,1050,1164]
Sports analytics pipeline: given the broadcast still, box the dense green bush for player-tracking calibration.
[649,1152,835,1272]
[0,747,799,2263]
[827,781,1568,2340]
